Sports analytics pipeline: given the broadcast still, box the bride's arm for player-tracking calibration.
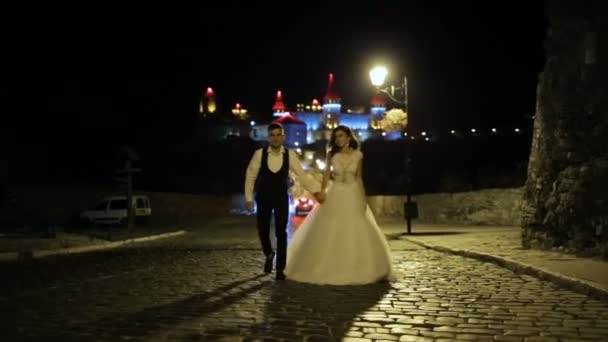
[355,151,368,207]
[321,153,332,192]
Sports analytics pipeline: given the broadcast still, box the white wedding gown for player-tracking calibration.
[285,149,395,285]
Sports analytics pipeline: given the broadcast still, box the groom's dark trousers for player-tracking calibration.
[255,148,290,272]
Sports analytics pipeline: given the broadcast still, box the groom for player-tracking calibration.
[244,123,322,280]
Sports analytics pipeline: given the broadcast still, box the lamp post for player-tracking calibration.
[369,65,417,234]
[369,66,408,112]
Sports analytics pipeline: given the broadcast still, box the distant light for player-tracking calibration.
[358,131,362,136]
[421,131,427,136]
[410,136,415,140]
[514,128,520,133]
[403,132,408,136]
[382,132,387,136]
[315,159,326,171]
[450,130,456,134]
[294,141,299,146]
[296,148,302,154]
[250,121,255,126]
[425,137,430,141]
[471,128,476,133]
[491,128,497,133]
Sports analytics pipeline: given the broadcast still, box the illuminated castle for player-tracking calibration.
[289,73,387,145]
[199,77,529,146]
[204,74,391,146]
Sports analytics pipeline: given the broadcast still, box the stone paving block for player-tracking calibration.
[5,235,608,341]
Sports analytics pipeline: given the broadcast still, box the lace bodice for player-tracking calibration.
[331,150,362,184]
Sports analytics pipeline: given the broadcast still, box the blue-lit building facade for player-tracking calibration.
[291,100,386,145]
[250,73,389,148]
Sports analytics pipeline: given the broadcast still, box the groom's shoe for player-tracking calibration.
[264,252,275,274]
[275,271,286,281]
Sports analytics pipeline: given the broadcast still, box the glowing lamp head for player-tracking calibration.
[369,66,388,87]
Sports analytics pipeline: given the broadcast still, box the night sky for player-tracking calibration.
[5,2,548,158]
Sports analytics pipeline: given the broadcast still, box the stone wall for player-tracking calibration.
[522,1,608,256]
[368,188,523,226]
[231,188,524,226]
[2,185,525,229]
[0,185,232,228]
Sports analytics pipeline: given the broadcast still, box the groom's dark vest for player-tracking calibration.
[255,147,290,202]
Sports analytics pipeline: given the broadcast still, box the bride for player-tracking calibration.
[284,125,395,285]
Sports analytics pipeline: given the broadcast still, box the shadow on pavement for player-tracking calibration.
[238,280,391,340]
[42,273,268,340]
[45,274,390,340]
[399,231,466,236]
[384,232,466,240]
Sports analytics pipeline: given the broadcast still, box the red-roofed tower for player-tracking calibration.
[272,90,287,115]
[322,73,342,127]
[323,73,341,104]
[199,87,217,117]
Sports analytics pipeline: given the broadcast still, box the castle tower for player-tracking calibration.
[370,92,387,130]
[322,73,341,128]
[272,90,287,116]
[200,87,216,116]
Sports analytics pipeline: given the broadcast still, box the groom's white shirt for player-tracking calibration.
[244,146,320,203]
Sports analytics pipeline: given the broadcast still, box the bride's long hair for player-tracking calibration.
[327,125,359,158]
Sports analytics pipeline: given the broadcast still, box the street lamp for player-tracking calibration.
[369,65,417,234]
[369,66,408,112]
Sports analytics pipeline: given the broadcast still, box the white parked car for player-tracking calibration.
[80,195,151,226]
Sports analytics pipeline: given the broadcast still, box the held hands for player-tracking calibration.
[314,192,326,204]
[246,201,254,213]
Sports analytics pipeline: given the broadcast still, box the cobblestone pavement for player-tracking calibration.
[4,231,608,341]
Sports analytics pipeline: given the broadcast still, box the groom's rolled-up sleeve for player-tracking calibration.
[289,150,321,195]
[244,149,262,203]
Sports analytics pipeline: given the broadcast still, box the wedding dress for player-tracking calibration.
[284,149,395,285]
